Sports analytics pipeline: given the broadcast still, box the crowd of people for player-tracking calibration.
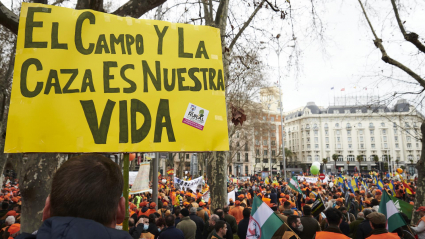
[0,154,420,239]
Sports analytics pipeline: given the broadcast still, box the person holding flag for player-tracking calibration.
[412,206,425,239]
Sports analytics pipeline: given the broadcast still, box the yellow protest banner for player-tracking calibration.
[5,3,229,153]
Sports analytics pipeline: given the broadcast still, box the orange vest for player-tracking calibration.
[316,231,350,239]
[229,206,244,224]
[366,233,399,239]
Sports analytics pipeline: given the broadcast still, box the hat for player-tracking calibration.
[238,194,245,199]
[6,210,16,217]
[149,202,156,209]
[180,208,189,217]
[285,195,290,199]
[183,202,190,206]
[229,198,234,202]
[306,197,311,201]
[367,212,386,224]
[140,202,148,207]
[280,193,285,197]
[163,202,168,207]
[375,189,382,195]
[199,202,205,206]
[349,193,355,198]
[336,198,344,203]
[364,200,371,205]
[416,206,425,212]
[235,200,241,205]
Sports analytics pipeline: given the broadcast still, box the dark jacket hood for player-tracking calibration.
[17,217,132,239]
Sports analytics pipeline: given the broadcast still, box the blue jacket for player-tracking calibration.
[158,226,184,239]
[16,217,132,239]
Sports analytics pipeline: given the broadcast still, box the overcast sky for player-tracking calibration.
[3,0,425,113]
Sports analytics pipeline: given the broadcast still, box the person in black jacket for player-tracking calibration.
[356,209,373,239]
[189,207,205,239]
[237,208,250,239]
[16,154,131,239]
[214,209,233,239]
[270,188,278,204]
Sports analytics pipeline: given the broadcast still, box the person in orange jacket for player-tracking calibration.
[315,208,350,239]
[229,200,244,224]
[365,212,399,239]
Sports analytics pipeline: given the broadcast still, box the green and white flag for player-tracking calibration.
[289,176,303,194]
[390,194,414,220]
[247,196,283,239]
[379,191,407,232]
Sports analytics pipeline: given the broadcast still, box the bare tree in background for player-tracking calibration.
[357,0,425,222]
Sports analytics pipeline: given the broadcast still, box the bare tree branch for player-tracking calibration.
[32,0,47,4]
[51,0,67,6]
[390,0,425,54]
[0,1,18,35]
[214,0,226,27]
[112,0,167,18]
[76,0,104,11]
[358,0,425,90]
[228,0,265,51]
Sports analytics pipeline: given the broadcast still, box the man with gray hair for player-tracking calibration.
[5,215,15,226]
[189,206,204,239]
[356,209,373,239]
[203,214,219,239]
[349,212,364,239]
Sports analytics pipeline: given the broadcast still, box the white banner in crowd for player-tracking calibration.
[130,162,151,194]
[297,176,330,184]
[174,176,203,192]
[227,191,235,205]
[203,191,210,203]
[129,172,138,185]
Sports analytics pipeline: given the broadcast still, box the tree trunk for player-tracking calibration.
[414,121,425,223]
[199,153,204,178]
[178,153,184,179]
[207,151,227,213]
[18,153,67,233]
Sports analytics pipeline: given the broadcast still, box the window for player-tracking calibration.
[383,136,387,142]
[345,110,350,114]
[369,123,374,127]
[271,141,276,145]
[245,153,249,162]
[314,131,318,136]
[326,144,329,149]
[315,144,319,149]
[347,130,351,136]
[358,123,362,127]
[356,109,362,113]
[307,144,311,149]
[360,144,364,149]
[325,130,329,136]
[394,129,398,134]
[255,158,260,163]
[370,130,374,134]
[393,122,397,128]
[381,122,385,127]
[307,138,310,142]
[272,150,276,156]
[348,137,352,142]
[347,155,355,161]
[271,117,274,121]
[371,137,375,142]
[255,131,258,135]
[416,143,419,148]
[335,123,339,127]
[256,149,259,156]
[315,155,319,161]
[245,165,249,174]
[324,123,328,128]
[271,132,276,137]
[334,110,339,114]
[395,143,399,148]
[263,140,267,145]
[326,137,329,143]
[315,137,318,143]
[384,143,388,148]
[237,153,241,161]
[307,155,312,162]
[359,130,364,135]
[186,154,190,159]
[371,144,375,148]
[337,155,343,161]
[407,143,412,148]
[407,136,411,142]
[348,144,352,149]
[337,137,341,142]
[337,144,341,149]
[336,131,340,135]
[395,136,398,142]
[382,129,387,135]
[255,140,259,145]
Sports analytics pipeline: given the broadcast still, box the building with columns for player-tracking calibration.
[284,99,423,175]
